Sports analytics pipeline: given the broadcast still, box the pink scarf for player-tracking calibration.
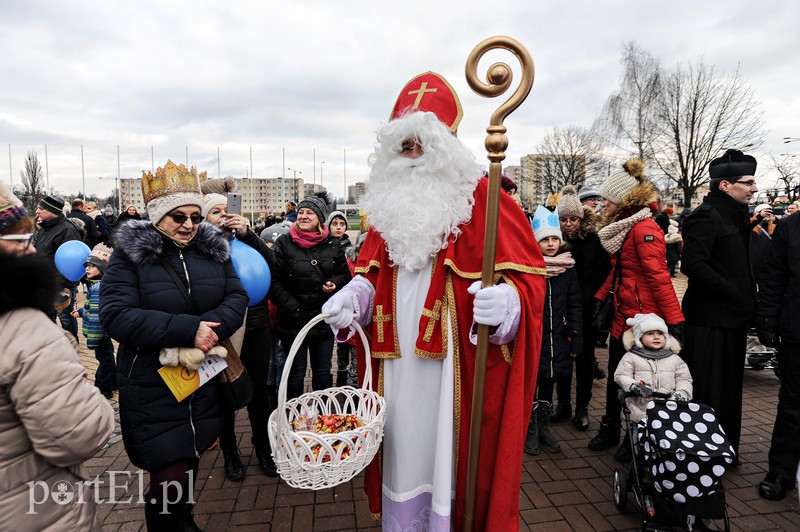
[543,251,575,278]
[290,223,329,248]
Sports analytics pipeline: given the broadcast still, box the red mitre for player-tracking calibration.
[389,71,464,133]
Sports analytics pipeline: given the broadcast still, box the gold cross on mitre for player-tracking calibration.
[389,71,463,133]
[374,305,393,343]
[408,81,437,109]
[421,299,442,342]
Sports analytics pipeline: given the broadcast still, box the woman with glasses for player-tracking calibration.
[0,183,115,529]
[99,161,248,530]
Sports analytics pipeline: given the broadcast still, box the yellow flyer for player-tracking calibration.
[158,355,228,402]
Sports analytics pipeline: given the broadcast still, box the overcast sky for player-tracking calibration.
[1,0,797,201]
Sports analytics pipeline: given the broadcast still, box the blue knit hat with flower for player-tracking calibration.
[531,205,562,242]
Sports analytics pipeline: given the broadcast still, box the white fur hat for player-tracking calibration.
[625,313,668,348]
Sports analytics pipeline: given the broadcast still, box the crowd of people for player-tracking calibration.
[1,69,797,531]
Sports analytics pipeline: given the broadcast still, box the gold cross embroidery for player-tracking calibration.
[421,299,442,342]
[408,82,437,109]
[374,305,393,343]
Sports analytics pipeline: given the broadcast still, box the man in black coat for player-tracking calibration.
[680,149,759,459]
[755,212,800,500]
[66,198,98,248]
[32,194,82,339]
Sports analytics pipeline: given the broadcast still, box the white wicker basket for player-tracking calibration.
[267,313,386,490]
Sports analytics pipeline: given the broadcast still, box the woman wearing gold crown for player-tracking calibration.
[99,160,248,530]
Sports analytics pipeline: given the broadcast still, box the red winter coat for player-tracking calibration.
[595,216,684,339]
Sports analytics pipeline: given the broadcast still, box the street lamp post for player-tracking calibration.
[287,167,302,202]
[320,161,326,189]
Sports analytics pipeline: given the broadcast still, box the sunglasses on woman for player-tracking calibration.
[166,212,204,225]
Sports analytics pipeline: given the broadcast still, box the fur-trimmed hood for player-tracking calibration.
[113,219,231,265]
[0,252,60,316]
[622,328,681,353]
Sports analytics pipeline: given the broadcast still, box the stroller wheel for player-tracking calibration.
[613,467,628,512]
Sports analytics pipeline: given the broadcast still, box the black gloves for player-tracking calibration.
[757,326,780,348]
[667,322,684,345]
[756,317,780,348]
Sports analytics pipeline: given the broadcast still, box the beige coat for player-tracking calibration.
[614,329,693,423]
[0,309,115,530]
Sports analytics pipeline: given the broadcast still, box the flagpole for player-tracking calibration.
[462,36,534,532]
[81,144,86,199]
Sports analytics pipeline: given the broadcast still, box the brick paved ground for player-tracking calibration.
[73,273,798,531]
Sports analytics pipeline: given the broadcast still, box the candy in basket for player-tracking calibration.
[267,314,386,490]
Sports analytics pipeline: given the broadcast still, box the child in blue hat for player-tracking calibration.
[524,206,583,455]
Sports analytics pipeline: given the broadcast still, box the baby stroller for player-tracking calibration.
[613,390,735,531]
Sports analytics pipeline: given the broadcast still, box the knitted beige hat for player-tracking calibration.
[202,193,227,218]
[600,159,646,204]
[556,185,584,219]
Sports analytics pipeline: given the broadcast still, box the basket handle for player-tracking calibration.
[276,313,374,432]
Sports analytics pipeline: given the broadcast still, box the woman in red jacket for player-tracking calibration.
[587,159,685,461]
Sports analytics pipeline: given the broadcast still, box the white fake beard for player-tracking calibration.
[363,117,483,271]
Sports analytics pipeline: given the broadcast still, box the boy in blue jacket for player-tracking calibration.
[72,243,116,398]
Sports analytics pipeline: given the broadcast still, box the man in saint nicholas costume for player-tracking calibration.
[323,72,546,531]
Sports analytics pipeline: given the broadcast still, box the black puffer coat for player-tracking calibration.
[564,208,610,313]
[269,231,351,341]
[539,257,582,380]
[99,220,248,470]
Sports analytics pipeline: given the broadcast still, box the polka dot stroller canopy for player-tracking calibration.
[638,400,735,504]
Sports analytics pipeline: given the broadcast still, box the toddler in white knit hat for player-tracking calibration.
[614,313,693,425]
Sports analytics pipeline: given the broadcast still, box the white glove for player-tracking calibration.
[322,291,356,330]
[207,345,228,359]
[160,345,228,371]
[468,281,508,327]
[159,347,180,367]
[177,347,207,371]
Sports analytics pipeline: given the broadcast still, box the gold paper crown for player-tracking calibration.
[141,160,205,205]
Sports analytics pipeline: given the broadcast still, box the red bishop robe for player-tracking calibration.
[355,177,546,531]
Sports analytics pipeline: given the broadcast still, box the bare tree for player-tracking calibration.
[535,125,607,197]
[18,150,46,212]
[650,61,765,206]
[594,42,663,165]
[769,154,800,201]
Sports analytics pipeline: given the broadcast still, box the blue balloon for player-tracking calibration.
[230,239,271,307]
[54,240,91,282]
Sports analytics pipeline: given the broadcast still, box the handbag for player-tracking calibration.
[159,258,253,410]
[592,246,624,335]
